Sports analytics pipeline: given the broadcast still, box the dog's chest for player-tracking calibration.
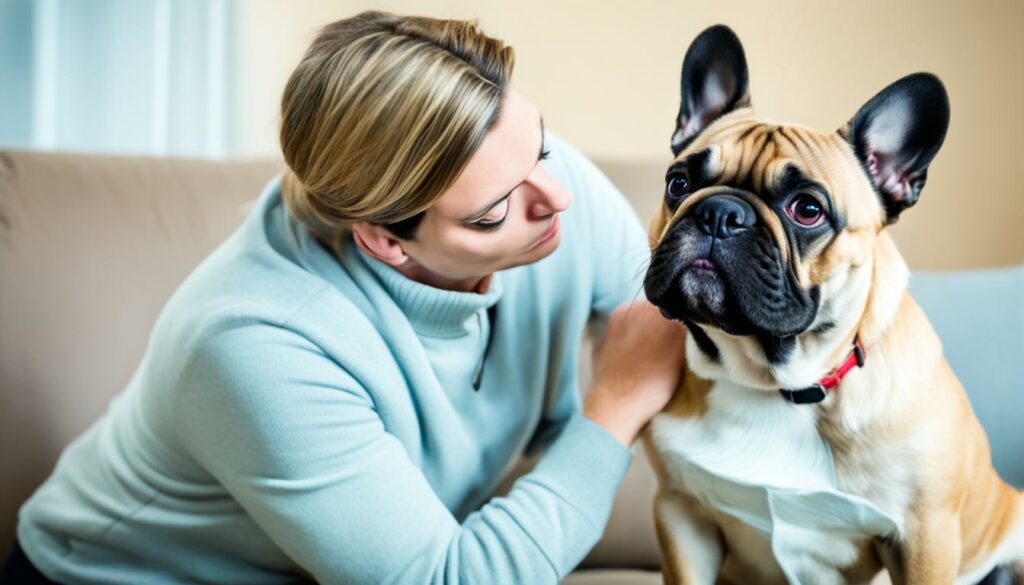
[649,380,902,582]
[650,381,835,489]
[826,425,919,525]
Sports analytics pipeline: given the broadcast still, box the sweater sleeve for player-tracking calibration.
[175,323,632,585]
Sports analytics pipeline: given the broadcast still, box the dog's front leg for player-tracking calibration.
[654,488,724,585]
[900,508,961,584]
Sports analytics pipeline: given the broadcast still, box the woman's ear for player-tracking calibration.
[351,222,409,267]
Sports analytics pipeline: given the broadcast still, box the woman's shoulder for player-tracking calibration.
[152,272,385,413]
[147,199,375,371]
[156,246,321,340]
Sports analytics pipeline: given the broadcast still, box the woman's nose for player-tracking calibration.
[526,167,573,217]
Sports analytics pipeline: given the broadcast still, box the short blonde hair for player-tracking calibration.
[279,11,515,244]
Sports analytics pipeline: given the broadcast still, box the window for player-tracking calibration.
[0,0,236,157]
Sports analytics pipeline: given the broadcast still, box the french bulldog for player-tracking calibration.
[641,24,1023,585]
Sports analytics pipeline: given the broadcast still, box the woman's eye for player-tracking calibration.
[786,194,827,227]
[664,174,690,209]
[473,199,510,231]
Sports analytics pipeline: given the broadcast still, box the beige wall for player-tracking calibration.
[232,0,1023,270]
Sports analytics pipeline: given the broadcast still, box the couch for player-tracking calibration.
[1,149,1021,584]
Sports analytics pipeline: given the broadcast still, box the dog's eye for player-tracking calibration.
[665,173,690,209]
[786,194,827,227]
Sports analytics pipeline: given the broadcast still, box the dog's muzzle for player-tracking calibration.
[645,190,819,339]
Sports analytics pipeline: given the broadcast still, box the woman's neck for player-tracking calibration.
[396,262,493,294]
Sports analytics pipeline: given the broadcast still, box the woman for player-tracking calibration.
[3,11,686,584]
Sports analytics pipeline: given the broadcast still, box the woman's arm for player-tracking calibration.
[174,323,632,585]
[584,300,689,446]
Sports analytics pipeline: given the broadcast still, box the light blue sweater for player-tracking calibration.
[17,132,651,584]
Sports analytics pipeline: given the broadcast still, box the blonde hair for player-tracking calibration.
[279,11,515,244]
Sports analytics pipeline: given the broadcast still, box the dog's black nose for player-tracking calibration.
[693,195,756,239]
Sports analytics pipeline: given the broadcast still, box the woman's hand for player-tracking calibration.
[583,300,688,446]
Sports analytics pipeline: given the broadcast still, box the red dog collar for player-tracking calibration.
[779,337,867,405]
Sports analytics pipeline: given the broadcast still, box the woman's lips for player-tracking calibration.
[529,214,560,250]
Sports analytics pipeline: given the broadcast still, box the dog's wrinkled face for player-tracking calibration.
[645,25,949,375]
[647,116,884,363]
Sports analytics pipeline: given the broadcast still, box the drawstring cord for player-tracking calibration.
[472,304,498,391]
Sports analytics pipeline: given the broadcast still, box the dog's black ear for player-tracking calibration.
[671,25,750,156]
[839,72,950,223]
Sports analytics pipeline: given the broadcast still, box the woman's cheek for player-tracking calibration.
[444,231,502,265]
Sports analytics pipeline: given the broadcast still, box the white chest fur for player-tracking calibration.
[651,381,835,489]
[649,380,903,583]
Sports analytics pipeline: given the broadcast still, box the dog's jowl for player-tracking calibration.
[642,24,1024,585]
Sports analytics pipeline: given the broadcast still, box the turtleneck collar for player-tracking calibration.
[354,243,503,338]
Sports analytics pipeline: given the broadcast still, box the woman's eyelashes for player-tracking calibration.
[472,198,510,231]
[473,147,549,232]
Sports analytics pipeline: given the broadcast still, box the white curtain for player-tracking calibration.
[0,0,236,157]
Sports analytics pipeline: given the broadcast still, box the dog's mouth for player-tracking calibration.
[691,258,716,273]
[646,220,818,339]
[645,225,735,330]
[677,257,729,324]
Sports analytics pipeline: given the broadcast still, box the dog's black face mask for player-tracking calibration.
[645,191,820,341]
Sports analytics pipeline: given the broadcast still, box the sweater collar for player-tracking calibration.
[354,243,503,337]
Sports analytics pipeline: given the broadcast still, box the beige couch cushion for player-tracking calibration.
[563,569,662,584]
[0,151,282,553]
[0,150,664,574]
